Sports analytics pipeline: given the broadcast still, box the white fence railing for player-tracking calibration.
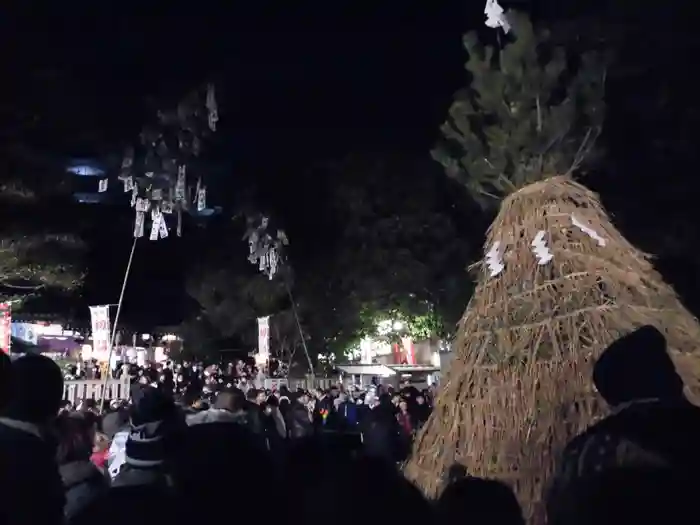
[64,376,337,405]
[63,378,131,405]
[264,377,337,391]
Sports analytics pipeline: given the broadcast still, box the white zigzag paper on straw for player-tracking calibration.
[485,241,505,277]
[571,214,606,247]
[484,0,511,33]
[531,230,554,265]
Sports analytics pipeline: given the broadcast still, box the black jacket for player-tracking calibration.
[0,419,65,525]
[286,403,314,439]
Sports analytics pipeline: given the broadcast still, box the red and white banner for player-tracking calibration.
[257,316,270,362]
[0,303,11,354]
[89,305,111,362]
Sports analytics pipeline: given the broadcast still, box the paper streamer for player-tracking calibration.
[571,214,606,247]
[197,187,207,211]
[133,211,145,238]
[158,215,168,239]
[485,241,505,277]
[484,0,510,33]
[206,84,219,132]
[175,165,186,201]
[531,230,554,265]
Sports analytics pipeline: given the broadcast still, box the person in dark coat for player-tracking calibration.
[244,388,265,435]
[360,395,400,463]
[547,325,700,525]
[286,392,314,439]
[55,412,109,522]
[0,354,65,525]
[73,387,184,525]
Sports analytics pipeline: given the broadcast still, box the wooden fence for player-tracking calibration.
[63,377,131,405]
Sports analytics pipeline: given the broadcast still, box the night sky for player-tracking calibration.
[3,1,700,329]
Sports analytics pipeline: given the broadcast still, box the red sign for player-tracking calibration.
[0,303,11,354]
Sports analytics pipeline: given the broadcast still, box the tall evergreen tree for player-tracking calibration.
[431,11,606,208]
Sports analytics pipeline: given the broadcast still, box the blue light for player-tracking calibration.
[66,159,105,177]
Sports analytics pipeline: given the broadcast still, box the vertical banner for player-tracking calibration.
[257,316,270,363]
[89,305,111,362]
[0,303,11,354]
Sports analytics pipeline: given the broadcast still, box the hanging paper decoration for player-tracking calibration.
[244,215,290,279]
[206,84,219,132]
[149,214,160,241]
[158,215,169,239]
[133,211,145,238]
[149,210,168,241]
[484,0,511,33]
[111,83,219,240]
[197,186,207,212]
[531,230,554,265]
[135,198,149,213]
[485,241,505,277]
[571,214,606,247]
[98,179,108,192]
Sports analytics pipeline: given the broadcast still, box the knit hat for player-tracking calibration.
[593,325,685,407]
[125,387,180,469]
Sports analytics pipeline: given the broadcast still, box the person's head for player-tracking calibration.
[60,399,73,413]
[399,399,408,412]
[297,392,309,405]
[593,325,685,407]
[330,386,340,398]
[214,388,246,412]
[79,398,97,413]
[55,412,96,465]
[94,431,110,453]
[416,395,425,405]
[125,387,184,470]
[4,354,63,425]
[245,388,259,403]
[391,394,401,406]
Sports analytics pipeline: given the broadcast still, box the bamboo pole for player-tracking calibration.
[99,237,138,414]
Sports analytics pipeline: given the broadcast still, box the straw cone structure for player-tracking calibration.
[404,176,700,523]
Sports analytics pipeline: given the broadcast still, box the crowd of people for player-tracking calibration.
[63,357,436,462]
[3,325,700,525]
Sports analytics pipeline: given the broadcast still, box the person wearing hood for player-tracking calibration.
[0,354,65,525]
[547,325,700,525]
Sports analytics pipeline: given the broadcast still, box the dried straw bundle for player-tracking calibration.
[403,176,700,523]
